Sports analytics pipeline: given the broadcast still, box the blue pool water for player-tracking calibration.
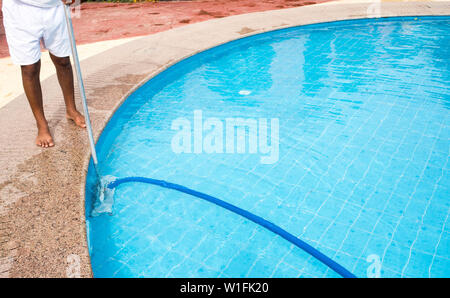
[86,17,450,278]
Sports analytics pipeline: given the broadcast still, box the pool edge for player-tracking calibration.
[0,0,448,278]
[79,1,450,278]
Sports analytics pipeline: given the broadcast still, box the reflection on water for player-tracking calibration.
[86,17,450,278]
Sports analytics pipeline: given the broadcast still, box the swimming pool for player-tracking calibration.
[85,16,450,278]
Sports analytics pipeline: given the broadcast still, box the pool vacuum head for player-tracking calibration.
[91,175,117,217]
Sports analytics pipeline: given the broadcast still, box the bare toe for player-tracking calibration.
[36,126,54,149]
[67,110,86,128]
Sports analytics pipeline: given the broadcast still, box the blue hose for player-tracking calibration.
[107,177,357,278]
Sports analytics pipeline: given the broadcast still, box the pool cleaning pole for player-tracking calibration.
[64,3,99,168]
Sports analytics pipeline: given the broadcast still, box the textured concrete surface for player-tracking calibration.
[0,0,331,110]
[0,36,143,109]
[0,0,332,58]
[0,1,449,278]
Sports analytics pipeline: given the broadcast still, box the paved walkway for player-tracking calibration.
[0,0,331,58]
[0,0,330,109]
[0,0,449,277]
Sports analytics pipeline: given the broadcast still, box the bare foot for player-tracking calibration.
[66,109,86,128]
[36,125,54,148]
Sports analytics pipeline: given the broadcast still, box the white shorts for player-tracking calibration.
[2,0,71,65]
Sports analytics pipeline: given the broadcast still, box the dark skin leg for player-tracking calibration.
[20,54,86,148]
[49,53,86,129]
[21,60,54,148]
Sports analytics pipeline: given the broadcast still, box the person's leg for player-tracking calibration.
[3,0,52,147]
[21,60,54,148]
[49,53,86,128]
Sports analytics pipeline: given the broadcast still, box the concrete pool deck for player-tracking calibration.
[0,0,335,108]
[0,1,449,277]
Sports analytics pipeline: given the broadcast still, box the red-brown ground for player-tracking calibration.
[0,0,330,58]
